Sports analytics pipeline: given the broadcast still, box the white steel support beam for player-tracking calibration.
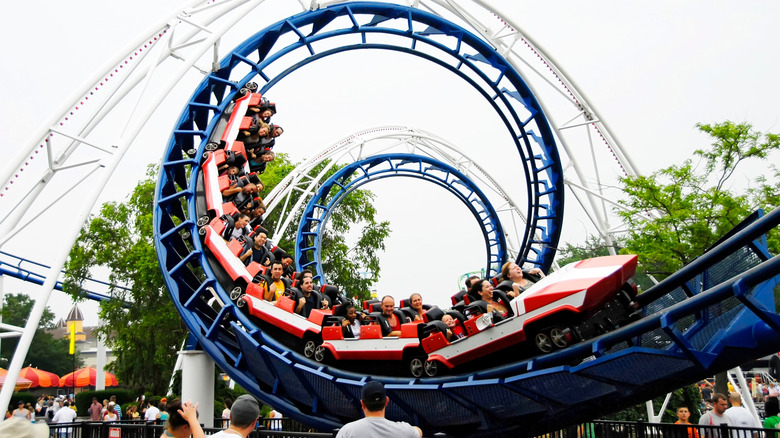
[262,126,530,260]
[0,0,641,406]
[0,0,269,411]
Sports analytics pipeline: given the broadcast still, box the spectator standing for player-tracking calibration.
[268,407,283,431]
[50,398,62,416]
[157,397,171,421]
[145,400,160,422]
[335,381,422,438]
[159,398,168,413]
[221,398,232,427]
[35,397,46,419]
[126,405,141,421]
[724,391,759,432]
[52,400,77,438]
[208,395,260,438]
[104,403,118,422]
[698,393,732,437]
[109,396,122,420]
[763,398,780,437]
[770,381,780,398]
[701,382,714,403]
[674,406,700,438]
[12,400,32,420]
[88,397,103,421]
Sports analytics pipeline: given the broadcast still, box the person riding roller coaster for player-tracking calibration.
[293,276,329,317]
[469,279,513,319]
[496,261,544,298]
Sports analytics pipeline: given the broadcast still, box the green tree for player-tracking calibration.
[262,154,391,301]
[613,121,779,415]
[557,235,615,267]
[604,384,702,423]
[63,154,391,392]
[0,293,81,375]
[63,165,187,395]
[618,121,780,279]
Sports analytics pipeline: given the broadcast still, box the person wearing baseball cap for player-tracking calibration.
[209,394,260,437]
[335,381,422,437]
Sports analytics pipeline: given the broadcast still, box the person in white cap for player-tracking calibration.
[0,417,49,438]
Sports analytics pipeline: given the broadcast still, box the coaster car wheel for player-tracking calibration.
[314,345,328,363]
[303,335,320,359]
[235,88,249,99]
[230,287,243,301]
[534,332,554,354]
[424,360,438,377]
[550,327,569,349]
[197,215,210,227]
[409,357,424,378]
[245,82,259,91]
[205,142,219,151]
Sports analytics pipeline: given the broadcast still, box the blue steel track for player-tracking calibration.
[151,2,780,436]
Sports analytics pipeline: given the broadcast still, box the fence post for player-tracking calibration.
[635,420,646,438]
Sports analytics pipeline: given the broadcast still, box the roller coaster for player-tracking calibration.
[1,1,779,437]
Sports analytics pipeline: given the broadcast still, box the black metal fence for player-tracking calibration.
[42,418,777,438]
[45,419,332,438]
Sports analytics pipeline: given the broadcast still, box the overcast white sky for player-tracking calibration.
[1,1,779,327]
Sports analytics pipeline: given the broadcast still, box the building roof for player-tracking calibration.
[66,304,84,322]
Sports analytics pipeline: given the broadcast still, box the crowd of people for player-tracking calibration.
[3,394,177,425]
[679,377,780,437]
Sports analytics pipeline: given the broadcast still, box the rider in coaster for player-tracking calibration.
[244,232,275,267]
[441,314,466,341]
[295,276,329,317]
[279,253,295,278]
[471,279,510,318]
[408,293,425,321]
[265,261,289,303]
[340,304,364,339]
[379,296,402,337]
[499,262,545,298]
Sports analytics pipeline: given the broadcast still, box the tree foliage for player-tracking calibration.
[262,154,391,301]
[0,293,81,375]
[62,153,391,393]
[64,165,187,395]
[618,121,780,278]
[604,384,702,423]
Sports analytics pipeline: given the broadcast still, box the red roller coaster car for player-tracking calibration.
[194,88,639,377]
[313,254,638,377]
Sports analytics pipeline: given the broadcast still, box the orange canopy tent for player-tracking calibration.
[19,366,60,388]
[0,368,34,390]
[60,367,118,387]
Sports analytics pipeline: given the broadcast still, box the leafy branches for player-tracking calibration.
[262,154,391,301]
[64,165,187,394]
[618,121,779,278]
